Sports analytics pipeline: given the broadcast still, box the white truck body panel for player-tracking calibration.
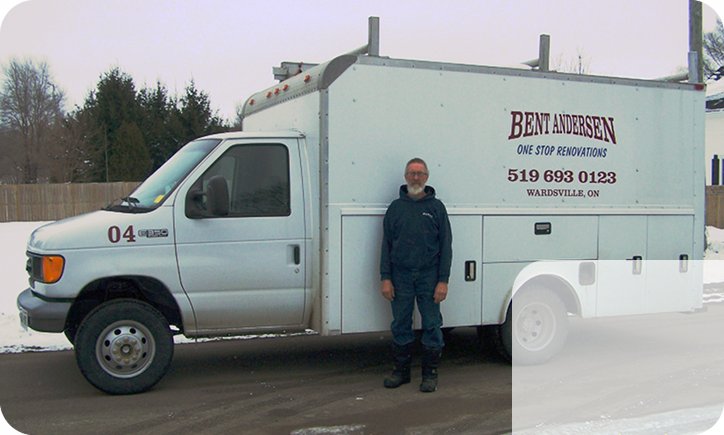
[243,54,704,335]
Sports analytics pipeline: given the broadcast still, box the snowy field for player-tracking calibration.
[1,222,723,353]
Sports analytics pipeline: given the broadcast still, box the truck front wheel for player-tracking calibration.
[501,288,568,365]
[74,299,174,394]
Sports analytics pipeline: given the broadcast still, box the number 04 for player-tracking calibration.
[108,225,137,243]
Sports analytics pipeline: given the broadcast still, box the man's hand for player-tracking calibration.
[434,282,448,304]
[381,279,395,301]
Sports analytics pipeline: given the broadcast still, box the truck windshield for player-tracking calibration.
[106,139,221,212]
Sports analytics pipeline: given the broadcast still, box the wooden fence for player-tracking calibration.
[0,182,140,222]
[1,183,724,227]
[707,185,724,229]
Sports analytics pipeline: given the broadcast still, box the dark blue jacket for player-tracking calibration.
[380,185,453,283]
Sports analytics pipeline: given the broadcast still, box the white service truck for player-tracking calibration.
[17,19,705,394]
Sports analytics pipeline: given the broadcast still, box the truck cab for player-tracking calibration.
[18,131,312,394]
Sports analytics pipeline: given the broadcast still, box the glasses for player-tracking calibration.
[405,171,428,177]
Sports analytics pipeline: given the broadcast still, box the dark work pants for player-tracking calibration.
[390,267,444,349]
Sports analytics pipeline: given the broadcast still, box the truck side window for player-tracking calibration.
[196,144,291,217]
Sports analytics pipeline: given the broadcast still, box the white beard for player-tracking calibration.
[407,184,425,196]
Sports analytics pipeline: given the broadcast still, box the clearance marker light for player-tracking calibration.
[304,74,311,83]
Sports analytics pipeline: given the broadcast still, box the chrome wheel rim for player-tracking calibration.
[95,320,155,378]
[514,302,557,352]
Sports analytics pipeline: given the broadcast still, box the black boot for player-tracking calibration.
[384,343,412,388]
[419,346,442,393]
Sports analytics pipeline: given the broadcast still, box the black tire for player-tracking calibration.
[74,299,174,395]
[498,306,513,362]
[477,324,510,362]
[64,324,78,345]
[500,288,568,365]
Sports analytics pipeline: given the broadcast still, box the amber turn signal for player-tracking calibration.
[41,256,65,284]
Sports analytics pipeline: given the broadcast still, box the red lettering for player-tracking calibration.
[585,115,593,137]
[508,111,523,139]
[602,117,617,144]
[592,116,603,141]
[508,110,616,145]
[524,112,534,137]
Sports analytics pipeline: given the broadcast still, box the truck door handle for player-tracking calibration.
[679,254,689,273]
[465,261,477,282]
[630,255,643,275]
[293,245,301,265]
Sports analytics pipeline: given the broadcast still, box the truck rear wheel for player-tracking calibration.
[74,299,174,395]
[500,288,568,365]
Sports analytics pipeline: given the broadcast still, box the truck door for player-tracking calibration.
[174,139,307,332]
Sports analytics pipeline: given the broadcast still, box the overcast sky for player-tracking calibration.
[0,0,723,121]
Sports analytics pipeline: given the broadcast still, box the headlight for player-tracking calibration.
[27,253,65,284]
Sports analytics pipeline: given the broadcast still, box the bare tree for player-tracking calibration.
[0,59,65,183]
[0,124,19,183]
[553,49,591,75]
[704,19,724,80]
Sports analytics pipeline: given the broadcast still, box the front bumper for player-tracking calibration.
[16,288,72,333]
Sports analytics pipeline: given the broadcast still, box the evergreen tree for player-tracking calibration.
[108,121,152,181]
[177,80,226,143]
[138,82,181,170]
[59,107,101,182]
[80,67,150,181]
[39,66,231,182]
[91,68,141,139]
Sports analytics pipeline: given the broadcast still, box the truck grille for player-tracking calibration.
[26,252,42,287]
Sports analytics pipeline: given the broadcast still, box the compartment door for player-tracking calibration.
[340,214,483,333]
[341,215,390,333]
[596,216,647,316]
[439,215,482,327]
[645,216,698,313]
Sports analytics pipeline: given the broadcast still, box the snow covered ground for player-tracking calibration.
[705,226,724,305]
[0,222,69,352]
[1,222,723,353]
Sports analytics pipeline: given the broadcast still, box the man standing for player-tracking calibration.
[380,157,453,393]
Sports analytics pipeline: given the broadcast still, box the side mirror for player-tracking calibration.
[206,175,229,217]
[185,175,229,218]
[185,187,204,218]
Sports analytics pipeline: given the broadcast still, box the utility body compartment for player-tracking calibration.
[242,53,705,336]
